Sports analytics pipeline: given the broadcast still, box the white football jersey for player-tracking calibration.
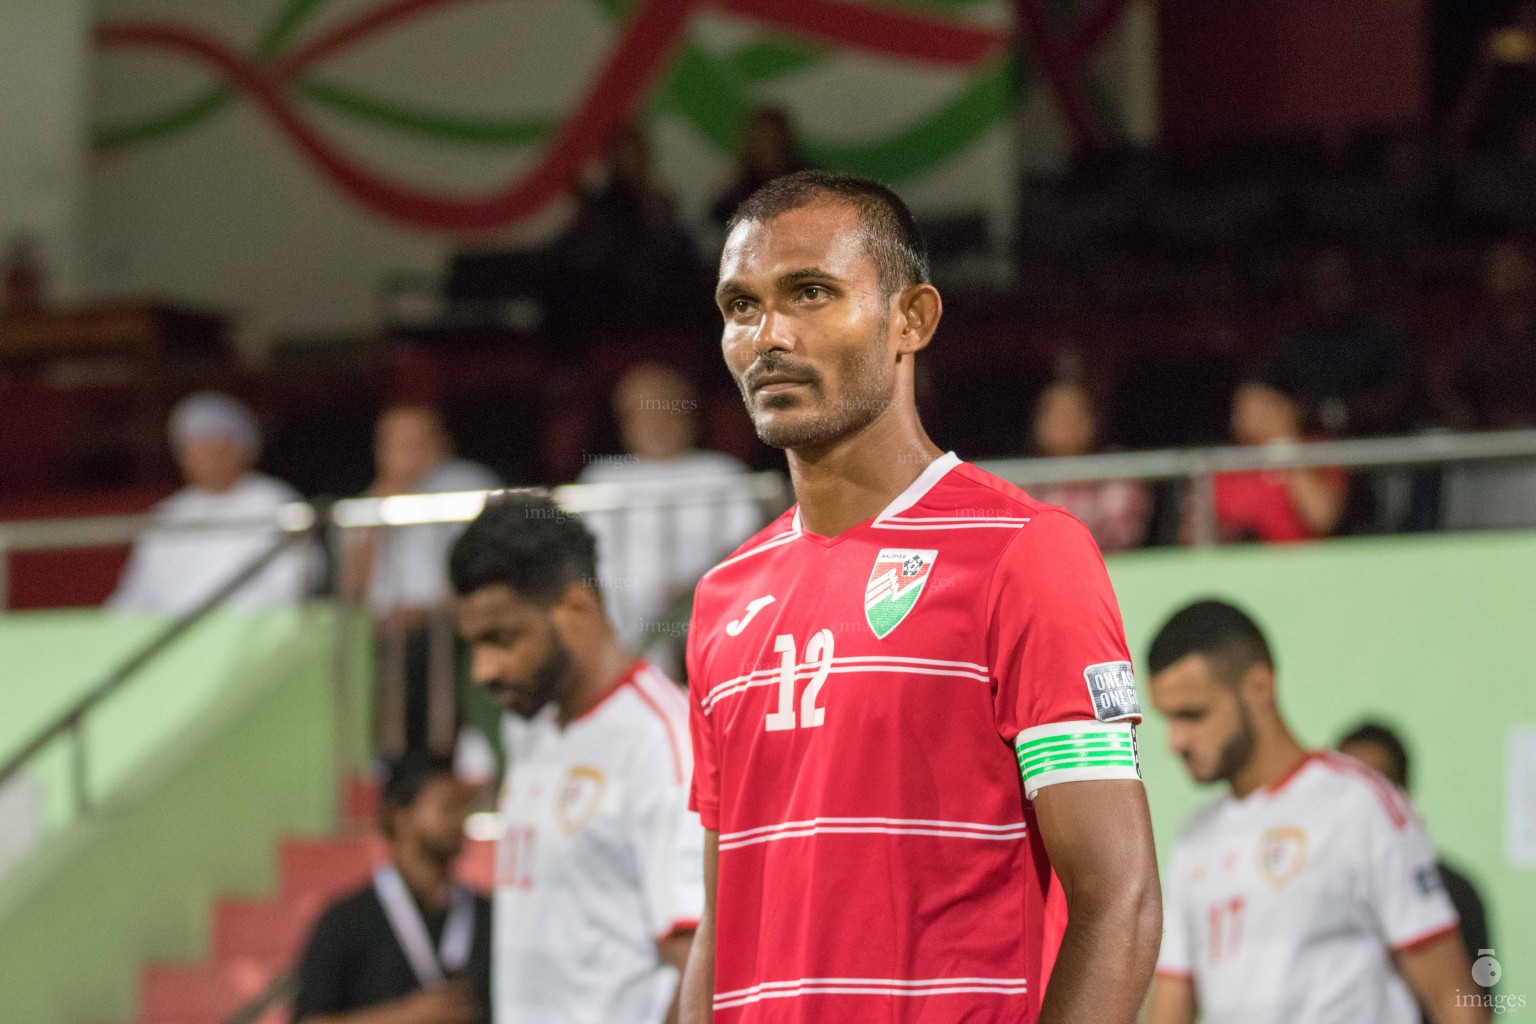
[1156,752,1460,1024]
[495,661,704,1024]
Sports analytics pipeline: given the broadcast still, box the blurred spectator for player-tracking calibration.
[1438,243,1536,531]
[1453,0,1536,158]
[2,233,43,313]
[344,406,501,624]
[1027,380,1150,552]
[1338,721,1493,1019]
[1443,242,1536,430]
[548,124,709,336]
[342,406,501,756]
[1267,249,1415,437]
[291,751,491,1024]
[109,392,310,614]
[578,363,762,651]
[1206,377,1347,543]
[711,107,806,226]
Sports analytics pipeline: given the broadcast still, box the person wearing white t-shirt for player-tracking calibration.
[1142,600,1486,1024]
[449,491,702,1024]
[577,363,762,650]
[109,392,309,615]
[342,405,503,756]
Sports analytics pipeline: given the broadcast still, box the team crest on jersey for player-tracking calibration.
[1258,826,1308,888]
[864,548,938,639]
[556,766,605,834]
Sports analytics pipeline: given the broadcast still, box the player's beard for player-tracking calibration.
[503,633,575,720]
[741,313,894,451]
[1210,698,1258,785]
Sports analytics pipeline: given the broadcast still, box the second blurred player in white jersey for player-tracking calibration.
[1143,600,1486,1024]
[450,492,703,1024]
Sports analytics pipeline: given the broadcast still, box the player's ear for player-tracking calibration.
[1241,662,1276,710]
[893,283,942,355]
[552,580,603,629]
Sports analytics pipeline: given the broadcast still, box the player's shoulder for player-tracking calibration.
[922,460,1048,518]
[944,463,1100,542]
[933,463,1107,581]
[602,662,691,779]
[696,504,799,588]
[1301,752,1418,832]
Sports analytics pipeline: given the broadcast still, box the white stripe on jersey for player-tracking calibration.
[713,976,1030,1011]
[701,656,990,714]
[718,816,1029,851]
[874,516,1031,530]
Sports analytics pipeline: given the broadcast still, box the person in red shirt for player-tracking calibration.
[1030,378,1151,553]
[1208,377,1347,543]
[680,170,1161,1023]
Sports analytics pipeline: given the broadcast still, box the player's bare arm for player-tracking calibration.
[1141,973,1197,1024]
[1395,934,1491,1024]
[1034,778,1162,1024]
[678,829,718,1024]
[659,929,696,1024]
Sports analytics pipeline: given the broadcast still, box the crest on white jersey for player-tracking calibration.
[557,766,606,834]
[864,548,938,639]
[1259,826,1308,888]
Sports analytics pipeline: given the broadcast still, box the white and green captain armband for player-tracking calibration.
[1015,720,1142,800]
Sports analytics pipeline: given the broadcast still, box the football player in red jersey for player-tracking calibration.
[679,170,1161,1024]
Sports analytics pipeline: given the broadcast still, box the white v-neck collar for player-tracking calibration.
[789,451,960,534]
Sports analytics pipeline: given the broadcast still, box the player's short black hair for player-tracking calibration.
[1147,599,1274,686]
[1339,720,1411,789]
[380,749,455,815]
[725,170,931,298]
[448,490,599,604]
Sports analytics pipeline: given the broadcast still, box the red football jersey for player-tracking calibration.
[687,453,1144,1023]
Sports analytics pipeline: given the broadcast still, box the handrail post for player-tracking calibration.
[70,712,89,817]
[327,517,355,827]
[1190,463,1218,548]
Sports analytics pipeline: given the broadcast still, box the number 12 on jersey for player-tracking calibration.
[765,630,835,732]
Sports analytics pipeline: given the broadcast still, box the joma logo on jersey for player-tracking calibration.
[864,548,938,639]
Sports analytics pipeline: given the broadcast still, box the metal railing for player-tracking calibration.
[3,429,1530,810]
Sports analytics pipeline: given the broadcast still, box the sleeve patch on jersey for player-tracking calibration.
[1015,720,1141,799]
[1084,661,1142,722]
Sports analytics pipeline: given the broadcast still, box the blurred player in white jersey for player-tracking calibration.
[1143,600,1486,1024]
[450,492,703,1023]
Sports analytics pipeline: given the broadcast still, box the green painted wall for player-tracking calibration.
[1109,532,1536,999]
[0,606,367,1024]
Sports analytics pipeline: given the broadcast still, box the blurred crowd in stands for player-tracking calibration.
[5,7,1536,571]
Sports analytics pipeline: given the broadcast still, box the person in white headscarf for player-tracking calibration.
[108,392,310,615]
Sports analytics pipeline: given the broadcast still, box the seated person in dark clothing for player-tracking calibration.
[292,751,491,1024]
[546,123,710,336]
[1443,241,1536,431]
[710,107,806,227]
[1268,248,1416,437]
[1453,0,1536,159]
[1338,721,1493,1020]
